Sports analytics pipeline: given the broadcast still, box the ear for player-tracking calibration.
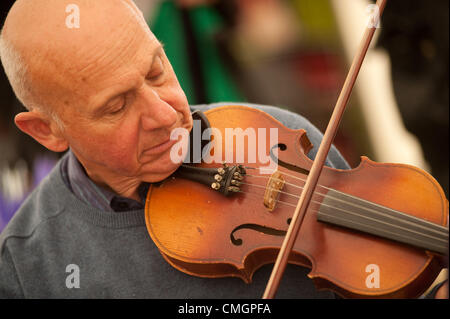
[14,111,69,152]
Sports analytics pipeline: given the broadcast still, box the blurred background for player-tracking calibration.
[0,0,448,233]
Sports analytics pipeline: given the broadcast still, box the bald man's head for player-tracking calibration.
[0,0,149,119]
[0,0,192,191]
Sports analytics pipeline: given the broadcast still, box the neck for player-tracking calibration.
[87,169,142,202]
[71,151,142,202]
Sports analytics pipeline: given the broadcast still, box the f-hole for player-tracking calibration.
[230,218,292,246]
[270,143,309,176]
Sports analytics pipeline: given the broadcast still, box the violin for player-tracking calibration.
[144,0,448,298]
[144,105,448,299]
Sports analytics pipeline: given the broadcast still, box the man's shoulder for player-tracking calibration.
[0,156,68,248]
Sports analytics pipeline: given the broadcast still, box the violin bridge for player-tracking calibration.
[264,171,285,212]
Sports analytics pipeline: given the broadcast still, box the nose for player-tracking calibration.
[139,86,178,131]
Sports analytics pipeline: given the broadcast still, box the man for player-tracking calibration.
[0,0,440,299]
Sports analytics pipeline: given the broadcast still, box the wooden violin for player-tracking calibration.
[144,104,448,298]
[144,0,448,298]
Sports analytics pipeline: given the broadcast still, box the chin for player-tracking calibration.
[141,158,183,183]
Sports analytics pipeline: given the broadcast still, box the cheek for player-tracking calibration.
[99,138,135,166]
[71,119,141,171]
[97,124,140,167]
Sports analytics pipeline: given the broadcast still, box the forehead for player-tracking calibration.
[87,39,164,114]
[14,0,157,110]
[67,10,157,79]
[46,15,159,112]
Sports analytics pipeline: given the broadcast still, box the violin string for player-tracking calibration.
[243,169,398,219]
[245,167,425,222]
[237,189,296,208]
[245,174,329,200]
[245,170,335,194]
[243,182,447,242]
[242,166,334,193]
[237,179,448,243]
[236,186,448,251]
[243,172,447,236]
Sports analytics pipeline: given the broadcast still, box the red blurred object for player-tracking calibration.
[294,52,343,92]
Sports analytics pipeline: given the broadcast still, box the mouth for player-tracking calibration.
[142,137,178,156]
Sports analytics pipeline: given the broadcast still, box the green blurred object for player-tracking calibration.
[289,0,338,46]
[149,1,243,105]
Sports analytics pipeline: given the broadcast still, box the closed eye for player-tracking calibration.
[147,72,163,81]
[107,95,127,115]
[109,103,125,115]
[146,55,165,83]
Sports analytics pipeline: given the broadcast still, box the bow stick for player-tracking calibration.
[263,0,388,299]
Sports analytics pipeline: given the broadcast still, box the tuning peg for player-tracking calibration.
[227,186,240,193]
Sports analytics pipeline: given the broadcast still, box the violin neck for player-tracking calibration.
[316,188,448,255]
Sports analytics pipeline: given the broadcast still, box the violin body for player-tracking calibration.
[145,105,448,298]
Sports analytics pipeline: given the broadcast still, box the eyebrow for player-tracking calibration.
[92,43,165,117]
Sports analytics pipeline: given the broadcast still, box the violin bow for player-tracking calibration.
[263,0,388,299]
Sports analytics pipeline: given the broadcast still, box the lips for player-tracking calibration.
[142,137,177,156]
